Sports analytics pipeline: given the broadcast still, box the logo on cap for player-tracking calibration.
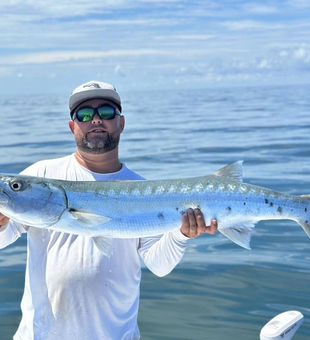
[83,83,101,89]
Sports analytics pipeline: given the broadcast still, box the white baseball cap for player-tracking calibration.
[69,80,122,116]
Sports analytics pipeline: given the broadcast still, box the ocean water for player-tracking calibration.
[0,84,310,339]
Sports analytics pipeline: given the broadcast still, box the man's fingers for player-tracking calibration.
[181,209,199,238]
[0,213,10,228]
[181,209,218,238]
[194,209,206,236]
[0,214,8,222]
[181,211,190,236]
[205,219,218,235]
[187,209,198,238]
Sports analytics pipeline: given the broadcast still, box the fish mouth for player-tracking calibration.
[0,188,10,205]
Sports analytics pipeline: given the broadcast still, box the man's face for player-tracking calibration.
[69,98,125,154]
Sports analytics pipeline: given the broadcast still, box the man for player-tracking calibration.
[0,81,218,340]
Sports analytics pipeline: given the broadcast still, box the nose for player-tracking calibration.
[92,112,103,124]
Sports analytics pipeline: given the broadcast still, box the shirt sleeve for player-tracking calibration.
[0,220,28,249]
[138,228,189,277]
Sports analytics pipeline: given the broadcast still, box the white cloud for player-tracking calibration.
[286,0,310,9]
[1,0,185,20]
[222,20,284,31]
[139,0,180,2]
[294,48,306,59]
[243,3,278,14]
[0,49,170,66]
[82,18,182,27]
[155,34,215,40]
[257,60,270,69]
[1,0,310,92]
[294,47,310,62]
[114,64,126,77]
[279,51,288,58]
[1,0,130,18]
[0,67,12,77]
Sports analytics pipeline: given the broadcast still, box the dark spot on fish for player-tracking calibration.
[277,206,283,214]
[234,228,245,235]
[265,199,269,204]
[270,202,274,207]
[226,206,232,213]
[180,210,186,215]
[305,208,308,213]
[244,202,246,205]
[176,207,179,211]
[196,205,201,210]
[157,213,164,221]
[305,220,309,224]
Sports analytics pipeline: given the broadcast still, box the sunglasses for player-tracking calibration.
[72,105,121,122]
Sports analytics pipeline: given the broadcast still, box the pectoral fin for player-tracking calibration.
[68,210,111,226]
[92,236,114,258]
[57,209,111,230]
[52,210,114,257]
[219,221,256,250]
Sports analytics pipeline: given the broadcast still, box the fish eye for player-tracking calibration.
[10,181,23,191]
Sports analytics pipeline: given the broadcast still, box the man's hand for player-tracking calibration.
[181,208,217,238]
[0,212,10,229]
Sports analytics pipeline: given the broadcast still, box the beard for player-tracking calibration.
[75,130,120,154]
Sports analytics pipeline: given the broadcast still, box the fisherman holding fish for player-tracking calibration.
[0,81,218,340]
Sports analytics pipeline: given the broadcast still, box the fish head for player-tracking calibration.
[0,174,66,227]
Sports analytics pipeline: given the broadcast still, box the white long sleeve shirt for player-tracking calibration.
[0,154,188,340]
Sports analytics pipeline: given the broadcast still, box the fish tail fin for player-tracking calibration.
[218,220,257,250]
[297,194,310,239]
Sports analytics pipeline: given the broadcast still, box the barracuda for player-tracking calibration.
[0,161,309,256]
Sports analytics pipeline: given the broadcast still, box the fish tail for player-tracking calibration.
[297,194,310,239]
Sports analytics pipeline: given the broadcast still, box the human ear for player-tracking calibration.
[68,120,74,134]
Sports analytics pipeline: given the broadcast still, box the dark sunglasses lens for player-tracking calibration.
[97,106,116,120]
[76,108,94,122]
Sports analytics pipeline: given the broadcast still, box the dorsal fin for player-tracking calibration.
[212,161,243,182]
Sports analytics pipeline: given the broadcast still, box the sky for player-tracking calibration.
[1,0,310,95]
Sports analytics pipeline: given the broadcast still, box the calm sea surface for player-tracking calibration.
[0,84,310,339]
